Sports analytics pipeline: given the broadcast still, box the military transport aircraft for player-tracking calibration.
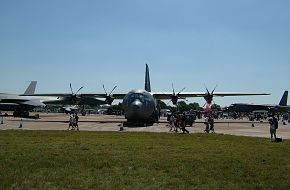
[37,83,107,107]
[28,64,269,126]
[229,91,289,114]
[22,83,111,116]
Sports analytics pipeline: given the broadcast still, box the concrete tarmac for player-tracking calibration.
[1,113,290,139]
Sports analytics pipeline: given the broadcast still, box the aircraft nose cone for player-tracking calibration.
[131,100,142,110]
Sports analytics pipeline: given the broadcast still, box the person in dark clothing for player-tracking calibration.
[209,115,215,133]
[269,115,278,141]
[67,114,74,130]
[181,112,189,134]
[175,112,181,132]
[74,113,79,131]
[204,116,209,133]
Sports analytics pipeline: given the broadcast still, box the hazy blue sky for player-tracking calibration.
[1,0,289,106]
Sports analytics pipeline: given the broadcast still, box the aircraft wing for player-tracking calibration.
[277,105,290,112]
[20,93,72,97]
[207,92,270,97]
[22,93,127,99]
[279,105,290,109]
[0,97,46,110]
[152,92,204,99]
[22,92,269,100]
[152,92,270,99]
[81,93,127,99]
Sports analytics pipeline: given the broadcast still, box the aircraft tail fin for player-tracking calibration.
[144,64,151,92]
[24,81,37,95]
[278,90,288,106]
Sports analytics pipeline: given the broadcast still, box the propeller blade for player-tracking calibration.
[177,87,186,95]
[75,86,84,94]
[102,84,107,95]
[70,83,74,94]
[211,85,218,94]
[204,84,210,94]
[109,86,117,96]
[172,83,175,95]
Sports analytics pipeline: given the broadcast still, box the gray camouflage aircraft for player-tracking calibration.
[0,81,45,117]
[37,83,107,106]
[29,64,269,126]
[229,91,289,113]
[0,81,106,117]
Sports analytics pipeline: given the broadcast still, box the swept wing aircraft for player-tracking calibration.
[0,81,103,117]
[229,91,289,113]
[0,81,45,117]
[30,64,269,126]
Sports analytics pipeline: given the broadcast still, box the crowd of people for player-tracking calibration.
[168,111,283,142]
[169,112,189,134]
[68,110,282,141]
[169,111,215,134]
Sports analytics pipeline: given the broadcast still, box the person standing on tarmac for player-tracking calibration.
[175,112,181,132]
[204,116,209,133]
[209,115,215,133]
[67,114,74,130]
[169,114,175,132]
[269,115,278,141]
[75,113,79,131]
[181,112,189,134]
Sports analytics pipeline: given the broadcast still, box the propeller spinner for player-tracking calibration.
[69,83,84,104]
[204,84,218,105]
[170,83,186,105]
[103,85,117,105]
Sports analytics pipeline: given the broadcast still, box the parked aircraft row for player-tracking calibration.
[1,64,271,125]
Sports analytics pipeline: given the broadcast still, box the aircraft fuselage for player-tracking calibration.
[0,93,45,111]
[123,89,158,126]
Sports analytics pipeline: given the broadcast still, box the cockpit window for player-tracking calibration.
[129,93,146,103]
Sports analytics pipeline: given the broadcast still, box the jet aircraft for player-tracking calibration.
[0,81,45,117]
[0,82,111,117]
[229,91,289,114]
[0,81,96,117]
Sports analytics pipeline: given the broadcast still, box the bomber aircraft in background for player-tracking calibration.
[29,64,270,126]
[0,81,45,117]
[229,91,289,114]
[0,82,109,117]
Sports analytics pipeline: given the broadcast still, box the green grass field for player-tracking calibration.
[0,130,289,190]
